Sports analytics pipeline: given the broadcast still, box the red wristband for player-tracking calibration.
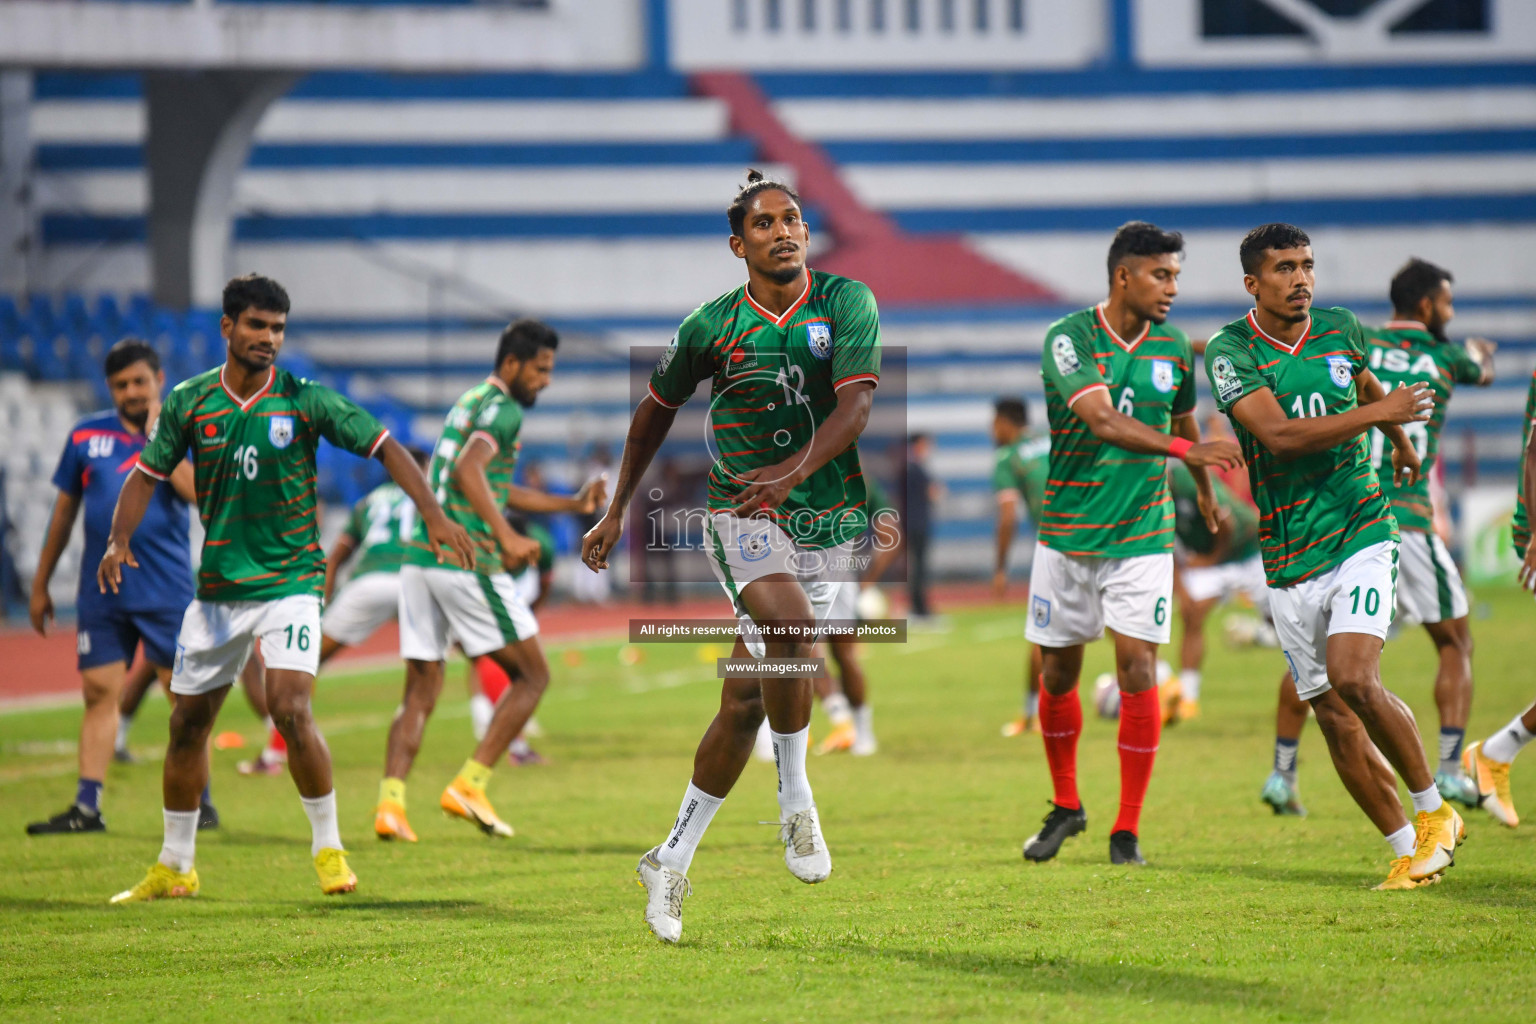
[1167,437,1194,460]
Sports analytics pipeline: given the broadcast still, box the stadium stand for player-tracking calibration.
[6,53,1536,606]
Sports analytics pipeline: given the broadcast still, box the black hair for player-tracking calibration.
[728,169,802,237]
[994,397,1028,427]
[222,273,290,321]
[908,432,930,445]
[405,445,431,469]
[1106,221,1184,285]
[1239,223,1311,276]
[103,338,159,378]
[495,318,559,368]
[1389,257,1453,315]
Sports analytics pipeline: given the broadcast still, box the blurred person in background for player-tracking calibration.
[902,433,942,621]
[990,396,1049,737]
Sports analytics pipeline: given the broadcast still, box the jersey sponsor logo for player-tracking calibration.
[1151,359,1175,394]
[268,415,295,449]
[1212,355,1243,402]
[1032,595,1051,628]
[86,435,116,458]
[1327,357,1353,388]
[739,530,772,563]
[1051,335,1080,376]
[478,402,501,427]
[173,643,185,676]
[76,631,91,656]
[1369,346,1442,379]
[727,339,760,376]
[197,420,225,445]
[657,333,679,375]
[805,322,832,360]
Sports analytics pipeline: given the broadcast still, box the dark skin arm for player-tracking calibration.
[454,437,541,571]
[168,463,197,504]
[1356,369,1423,488]
[1072,388,1243,471]
[1520,424,1536,593]
[993,492,1019,597]
[582,394,680,571]
[1228,371,1431,471]
[322,533,359,605]
[29,490,81,635]
[503,478,606,517]
[377,436,478,570]
[730,382,875,514]
[1172,411,1225,533]
[97,469,156,594]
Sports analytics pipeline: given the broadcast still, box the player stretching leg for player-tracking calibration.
[583,171,880,943]
[1463,366,1536,826]
[240,449,431,776]
[102,275,474,903]
[1020,222,1241,867]
[1168,460,1268,724]
[382,321,603,842]
[1206,224,1465,890]
[990,397,1050,737]
[1258,259,1495,814]
[26,340,210,834]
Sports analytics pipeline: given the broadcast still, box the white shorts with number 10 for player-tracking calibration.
[1024,545,1174,647]
[1268,540,1397,702]
[170,594,322,696]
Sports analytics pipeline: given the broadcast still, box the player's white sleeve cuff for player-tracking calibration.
[1066,383,1109,408]
[135,461,169,481]
[466,430,500,456]
[366,429,391,459]
[834,373,880,391]
[646,382,686,409]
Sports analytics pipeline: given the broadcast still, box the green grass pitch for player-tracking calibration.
[2,590,1534,1023]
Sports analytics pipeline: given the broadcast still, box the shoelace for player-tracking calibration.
[664,873,692,918]
[777,810,819,857]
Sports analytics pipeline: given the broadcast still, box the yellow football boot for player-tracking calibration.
[814,721,856,755]
[314,847,357,895]
[1464,741,1519,828]
[1001,714,1041,738]
[1408,803,1464,882]
[374,800,418,842]
[109,862,199,904]
[1159,680,1184,725]
[440,779,515,837]
[1176,699,1201,722]
[1373,856,1434,891]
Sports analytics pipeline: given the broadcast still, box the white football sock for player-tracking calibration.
[771,726,815,815]
[822,692,853,726]
[655,781,723,875]
[1482,714,1536,764]
[1179,669,1201,702]
[300,791,344,857]
[1409,784,1443,815]
[1384,822,1415,859]
[158,808,199,873]
[853,704,874,743]
[115,715,132,753]
[1024,690,1039,718]
[469,694,495,742]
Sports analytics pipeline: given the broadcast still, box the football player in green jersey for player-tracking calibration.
[1462,369,1536,827]
[990,396,1049,737]
[582,171,879,943]
[1205,223,1465,890]
[239,449,432,777]
[383,320,605,843]
[98,274,475,903]
[1168,459,1268,724]
[1261,259,1497,815]
[1022,222,1242,869]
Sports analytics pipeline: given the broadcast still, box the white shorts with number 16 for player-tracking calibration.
[170,594,322,696]
[1269,540,1397,702]
[1024,545,1173,647]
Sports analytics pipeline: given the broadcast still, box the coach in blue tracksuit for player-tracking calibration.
[25,339,214,834]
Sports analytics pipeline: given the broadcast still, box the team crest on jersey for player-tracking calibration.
[739,531,772,563]
[1212,355,1242,403]
[805,322,832,360]
[268,415,295,449]
[1327,357,1353,388]
[657,333,679,375]
[1032,595,1051,628]
[1151,359,1175,394]
[1051,335,1080,376]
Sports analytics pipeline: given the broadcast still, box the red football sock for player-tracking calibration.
[477,656,511,704]
[1113,688,1162,836]
[1039,689,1082,811]
[265,726,287,756]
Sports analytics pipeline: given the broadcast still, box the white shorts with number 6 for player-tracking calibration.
[170,594,322,696]
[1024,545,1173,647]
[1268,540,1397,702]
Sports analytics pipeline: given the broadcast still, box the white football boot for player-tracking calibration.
[779,805,833,883]
[636,846,691,944]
